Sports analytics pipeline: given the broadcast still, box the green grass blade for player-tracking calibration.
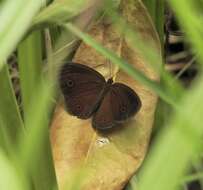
[0,149,27,190]
[17,31,57,189]
[0,64,24,147]
[63,23,177,107]
[32,0,94,30]
[169,0,203,64]
[183,172,203,184]
[138,76,203,190]
[154,0,164,47]
[0,0,46,68]
[142,0,157,25]
[17,31,43,118]
[103,2,184,101]
[19,81,58,190]
[99,0,184,103]
[142,0,164,45]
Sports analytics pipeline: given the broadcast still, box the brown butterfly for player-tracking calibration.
[59,62,141,130]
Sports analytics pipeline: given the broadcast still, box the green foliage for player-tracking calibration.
[142,0,164,47]
[0,0,203,190]
[0,0,46,68]
[17,31,43,117]
[0,64,24,148]
[64,23,178,107]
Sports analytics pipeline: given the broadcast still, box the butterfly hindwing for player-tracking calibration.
[92,83,141,130]
[92,90,115,129]
[110,83,141,121]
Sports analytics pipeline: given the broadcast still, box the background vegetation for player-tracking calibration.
[0,0,203,190]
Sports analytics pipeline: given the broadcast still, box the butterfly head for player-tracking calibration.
[107,78,113,85]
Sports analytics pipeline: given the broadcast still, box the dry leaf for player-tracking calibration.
[50,0,161,189]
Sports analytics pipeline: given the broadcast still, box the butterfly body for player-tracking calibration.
[59,62,141,130]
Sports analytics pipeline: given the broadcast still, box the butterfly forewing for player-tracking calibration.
[59,62,106,119]
[92,83,141,130]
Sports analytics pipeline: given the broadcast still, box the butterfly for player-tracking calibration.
[59,62,141,130]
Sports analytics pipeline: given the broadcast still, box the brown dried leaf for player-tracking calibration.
[50,0,162,189]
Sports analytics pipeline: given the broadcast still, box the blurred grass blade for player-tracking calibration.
[169,0,203,64]
[32,2,77,27]
[17,31,57,189]
[154,0,164,47]
[142,0,164,45]
[0,119,11,153]
[104,0,162,72]
[0,149,27,190]
[142,0,157,21]
[0,64,24,147]
[17,31,43,118]
[183,172,203,184]
[48,0,104,68]
[64,23,177,107]
[32,0,100,29]
[103,1,184,101]
[138,75,203,190]
[0,0,46,68]
[19,81,58,190]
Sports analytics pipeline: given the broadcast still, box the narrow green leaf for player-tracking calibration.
[154,0,165,48]
[142,0,165,43]
[183,172,203,184]
[17,31,58,190]
[0,64,24,147]
[0,149,27,190]
[138,75,203,190]
[99,0,184,105]
[103,2,184,102]
[32,0,92,30]
[169,0,203,64]
[0,0,46,68]
[142,0,157,22]
[19,81,58,190]
[64,23,177,107]
[17,31,43,118]
[31,0,106,32]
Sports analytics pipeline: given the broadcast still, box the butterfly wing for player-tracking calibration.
[92,91,115,129]
[59,62,106,119]
[92,83,141,130]
[110,83,141,121]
